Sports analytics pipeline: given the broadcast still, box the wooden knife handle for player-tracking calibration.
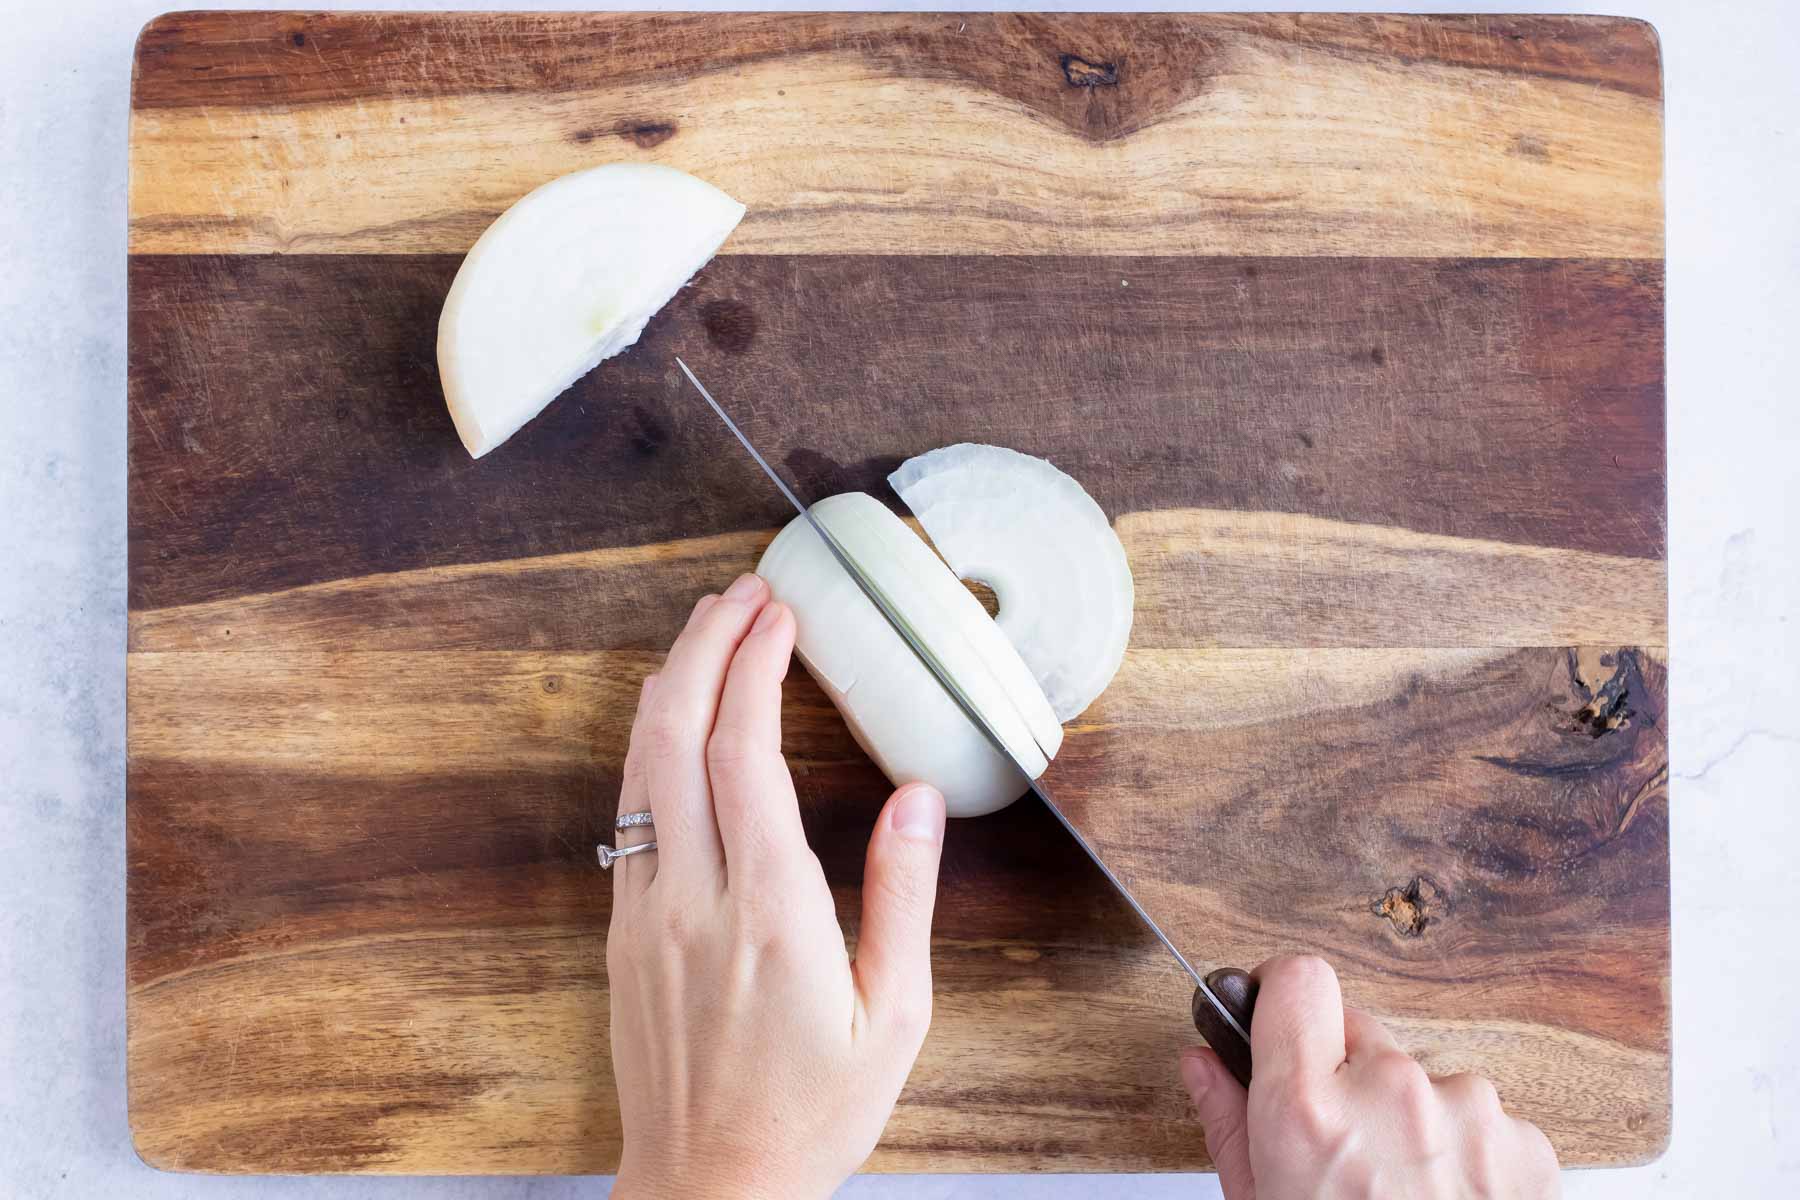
[1191,967,1258,1088]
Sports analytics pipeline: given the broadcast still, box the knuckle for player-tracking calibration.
[1276,954,1336,990]
[641,705,694,761]
[654,900,702,948]
[736,880,797,934]
[621,746,649,790]
[887,992,933,1044]
[1257,954,1338,1004]
[1452,1073,1502,1116]
[727,916,782,967]
[1516,1117,1560,1171]
[1268,1081,1338,1147]
[704,727,762,771]
[1208,1109,1252,1166]
[685,594,720,627]
[1373,1052,1436,1115]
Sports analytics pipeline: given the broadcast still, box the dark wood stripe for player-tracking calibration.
[128,254,1664,611]
[132,13,1661,125]
[127,746,1128,990]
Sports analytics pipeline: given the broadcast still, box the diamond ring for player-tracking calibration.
[597,841,657,870]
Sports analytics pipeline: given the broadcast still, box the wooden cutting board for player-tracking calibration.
[126,12,1668,1174]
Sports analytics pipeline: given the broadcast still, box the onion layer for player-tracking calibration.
[890,444,1134,722]
[757,494,1054,818]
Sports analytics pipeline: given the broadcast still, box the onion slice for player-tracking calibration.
[757,494,1054,818]
[891,444,1134,721]
[438,164,745,458]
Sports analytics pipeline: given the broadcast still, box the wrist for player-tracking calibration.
[615,1160,831,1200]
[612,1173,732,1200]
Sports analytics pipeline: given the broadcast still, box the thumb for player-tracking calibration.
[853,783,946,1049]
[1182,1047,1255,1200]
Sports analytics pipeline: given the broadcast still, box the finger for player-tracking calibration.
[1434,1072,1502,1118]
[707,601,807,883]
[684,593,719,630]
[610,674,659,904]
[1433,1073,1517,1160]
[1506,1116,1562,1193]
[640,575,769,881]
[1249,955,1347,1083]
[1343,1006,1401,1060]
[1180,1047,1256,1200]
[852,783,946,1052]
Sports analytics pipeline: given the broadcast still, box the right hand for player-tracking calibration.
[1181,955,1560,1199]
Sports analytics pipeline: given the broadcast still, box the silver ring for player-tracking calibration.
[614,811,655,831]
[598,841,657,870]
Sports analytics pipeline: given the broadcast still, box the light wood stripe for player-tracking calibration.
[126,644,1666,773]
[1120,509,1667,648]
[128,957,1667,1172]
[126,509,1665,654]
[129,39,1661,257]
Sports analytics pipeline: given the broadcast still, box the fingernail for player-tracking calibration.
[751,600,785,634]
[724,573,764,604]
[893,784,945,844]
[1179,1049,1214,1100]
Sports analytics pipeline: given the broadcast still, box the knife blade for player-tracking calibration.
[676,357,1259,1085]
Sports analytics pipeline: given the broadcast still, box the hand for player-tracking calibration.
[607,574,948,1200]
[1182,956,1560,1200]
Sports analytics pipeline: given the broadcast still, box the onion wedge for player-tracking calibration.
[438,164,745,458]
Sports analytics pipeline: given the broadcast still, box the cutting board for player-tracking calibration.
[126,12,1668,1174]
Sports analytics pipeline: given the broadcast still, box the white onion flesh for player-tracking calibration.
[890,444,1134,722]
[837,496,1062,762]
[757,494,1055,818]
[438,164,745,458]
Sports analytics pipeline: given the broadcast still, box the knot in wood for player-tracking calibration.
[1060,54,1119,87]
[1374,875,1447,937]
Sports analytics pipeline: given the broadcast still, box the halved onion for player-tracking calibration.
[760,448,1134,817]
[438,164,745,458]
[891,444,1134,721]
[757,494,1053,818]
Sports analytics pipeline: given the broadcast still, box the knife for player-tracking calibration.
[676,358,1260,1087]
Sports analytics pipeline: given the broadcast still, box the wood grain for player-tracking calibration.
[128,643,1667,1171]
[125,509,1665,656]
[132,12,1663,110]
[127,11,1668,1175]
[129,13,1662,257]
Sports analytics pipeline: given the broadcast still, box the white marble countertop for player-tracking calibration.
[3,1,1795,1195]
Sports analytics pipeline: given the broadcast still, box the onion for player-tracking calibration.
[438,164,744,458]
[758,494,1054,818]
[758,449,1131,817]
[891,444,1134,721]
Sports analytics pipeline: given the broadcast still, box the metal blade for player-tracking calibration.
[675,358,1248,1046]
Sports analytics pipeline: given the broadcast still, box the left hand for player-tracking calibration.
[606,573,949,1200]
